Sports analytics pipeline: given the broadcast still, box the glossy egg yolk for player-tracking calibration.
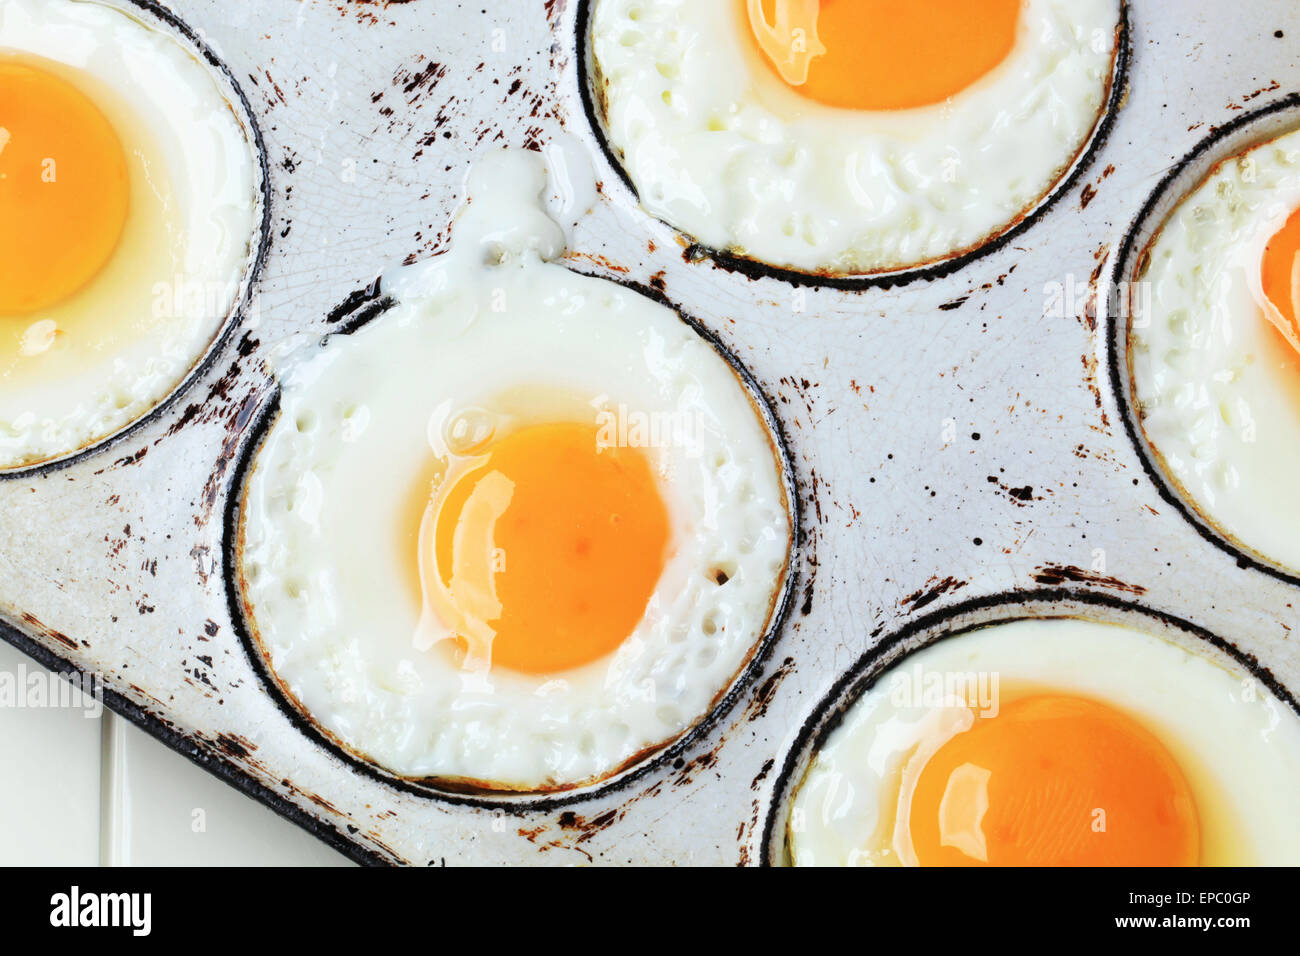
[745,0,1022,111]
[1261,206,1300,346]
[417,422,670,675]
[908,695,1200,866]
[0,59,129,315]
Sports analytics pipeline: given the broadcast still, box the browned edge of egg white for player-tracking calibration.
[1110,90,1300,588]
[759,588,1300,867]
[574,0,1130,290]
[223,273,802,814]
[0,0,273,478]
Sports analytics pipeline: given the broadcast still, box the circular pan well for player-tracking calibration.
[1106,91,1300,587]
[758,588,1300,866]
[0,0,271,478]
[575,0,1130,290]
[223,276,801,811]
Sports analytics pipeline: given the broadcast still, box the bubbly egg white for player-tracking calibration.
[0,0,260,467]
[591,0,1119,275]
[1130,127,1300,572]
[239,150,792,790]
[789,618,1300,866]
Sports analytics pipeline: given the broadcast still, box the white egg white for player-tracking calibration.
[1130,126,1300,572]
[591,0,1120,275]
[239,150,792,791]
[0,0,260,467]
[788,618,1300,866]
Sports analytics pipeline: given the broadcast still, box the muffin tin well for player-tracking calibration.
[223,280,801,808]
[575,0,1132,289]
[1107,92,1300,586]
[0,0,270,476]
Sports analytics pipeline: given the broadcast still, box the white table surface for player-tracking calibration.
[0,640,350,866]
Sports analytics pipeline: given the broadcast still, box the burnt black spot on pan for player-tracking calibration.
[0,0,273,481]
[899,575,967,612]
[759,588,1300,867]
[1106,90,1300,589]
[1031,563,1146,594]
[324,276,394,335]
[573,0,1131,291]
[221,272,802,822]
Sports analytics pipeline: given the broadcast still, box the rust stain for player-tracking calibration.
[18,612,77,651]
[565,251,629,274]
[736,756,778,865]
[1032,563,1147,594]
[396,60,448,102]
[213,732,258,760]
[671,746,721,787]
[556,807,623,844]
[899,575,968,612]
[744,656,796,722]
[197,388,266,528]
[985,474,1050,507]
[308,792,342,815]
[1078,242,1112,431]
[335,0,419,28]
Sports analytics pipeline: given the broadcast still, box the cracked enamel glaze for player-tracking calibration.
[238,150,793,790]
[1130,127,1300,573]
[589,0,1120,275]
[0,0,262,468]
[0,1,1297,866]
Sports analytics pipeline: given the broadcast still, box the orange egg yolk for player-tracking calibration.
[0,59,129,315]
[745,0,1022,111]
[416,422,671,675]
[1261,206,1300,348]
[908,695,1200,866]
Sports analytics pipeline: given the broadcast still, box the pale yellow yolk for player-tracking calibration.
[412,422,671,675]
[1261,206,1300,352]
[745,0,1022,111]
[0,59,129,315]
[907,695,1200,866]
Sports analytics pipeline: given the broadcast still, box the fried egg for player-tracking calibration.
[0,0,261,468]
[788,618,1300,866]
[590,0,1120,275]
[238,150,792,792]
[1130,126,1300,573]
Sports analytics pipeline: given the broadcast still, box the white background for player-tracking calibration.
[0,641,348,865]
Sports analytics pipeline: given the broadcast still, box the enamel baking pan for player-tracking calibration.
[1,0,1297,865]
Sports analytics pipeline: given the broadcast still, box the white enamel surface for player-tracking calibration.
[591,0,1119,274]
[240,150,791,789]
[789,619,1300,867]
[1130,126,1300,573]
[0,0,259,467]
